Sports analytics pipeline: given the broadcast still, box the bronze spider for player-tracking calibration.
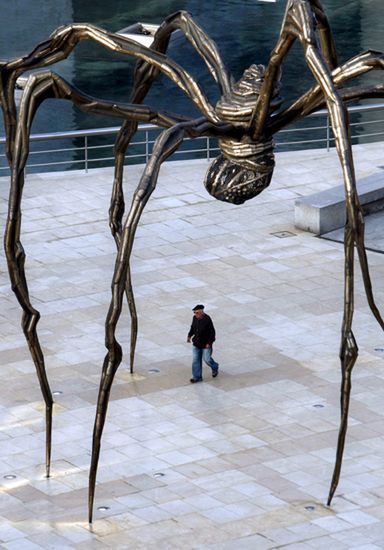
[1,0,384,523]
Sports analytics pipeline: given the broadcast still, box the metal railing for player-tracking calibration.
[1,102,384,174]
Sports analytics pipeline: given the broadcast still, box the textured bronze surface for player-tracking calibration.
[1,1,384,523]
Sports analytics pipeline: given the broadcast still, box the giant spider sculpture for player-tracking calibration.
[1,0,384,523]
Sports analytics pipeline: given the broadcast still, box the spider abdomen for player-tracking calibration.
[205,63,279,205]
[204,138,275,205]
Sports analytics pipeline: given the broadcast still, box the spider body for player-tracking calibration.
[1,0,384,523]
[205,64,279,204]
[204,141,275,204]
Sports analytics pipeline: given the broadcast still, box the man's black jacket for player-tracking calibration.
[188,314,216,348]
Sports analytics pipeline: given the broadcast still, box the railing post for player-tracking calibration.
[145,130,149,163]
[85,136,88,172]
[207,137,210,161]
[326,116,330,152]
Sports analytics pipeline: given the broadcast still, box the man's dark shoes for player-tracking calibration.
[212,369,219,378]
[190,377,203,383]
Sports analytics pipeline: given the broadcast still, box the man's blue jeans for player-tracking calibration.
[192,346,219,379]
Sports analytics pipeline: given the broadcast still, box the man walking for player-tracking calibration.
[187,304,219,383]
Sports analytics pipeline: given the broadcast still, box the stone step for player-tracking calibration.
[294,171,384,235]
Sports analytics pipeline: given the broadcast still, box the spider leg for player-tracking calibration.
[310,0,338,69]
[251,0,384,504]
[0,17,225,371]
[109,121,139,373]
[0,20,219,159]
[88,116,229,522]
[269,50,384,132]
[327,225,358,506]
[111,5,231,226]
[110,12,232,371]
[294,9,378,508]
[150,11,232,96]
[4,69,190,477]
[109,60,189,372]
[4,76,57,476]
[269,52,384,334]
[294,5,384,506]
[89,120,194,523]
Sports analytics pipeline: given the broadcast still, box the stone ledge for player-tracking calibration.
[294,172,384,235]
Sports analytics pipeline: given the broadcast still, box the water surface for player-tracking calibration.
[1,0,382,165]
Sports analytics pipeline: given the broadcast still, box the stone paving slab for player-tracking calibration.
[1,142,384,548]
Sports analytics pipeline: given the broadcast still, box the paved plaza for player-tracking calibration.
[1,142,384,548]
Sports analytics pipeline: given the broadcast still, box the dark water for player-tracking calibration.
[0,0,383,164]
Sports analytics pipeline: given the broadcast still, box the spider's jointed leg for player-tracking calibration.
[109,121,140,373]
[254,0,384,504]
[110,59,189,371]
[327,224,358,505]
[109,7,233,237]
[109,11,233,371]
[0,18,220,152]
[5,69,189,476]
[290,12,384,505]
[0,18,222,183]
[1,11,232,374]
[269,50,384,133]
[89,121,193,523]
[269,49,384,335]
[4,78,56,477]
[151,11,231,96]
[88,117,228,522]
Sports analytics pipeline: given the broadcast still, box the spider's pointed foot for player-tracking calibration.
[327,484,336,506]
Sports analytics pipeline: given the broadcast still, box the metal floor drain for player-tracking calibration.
[270,231,297,238]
